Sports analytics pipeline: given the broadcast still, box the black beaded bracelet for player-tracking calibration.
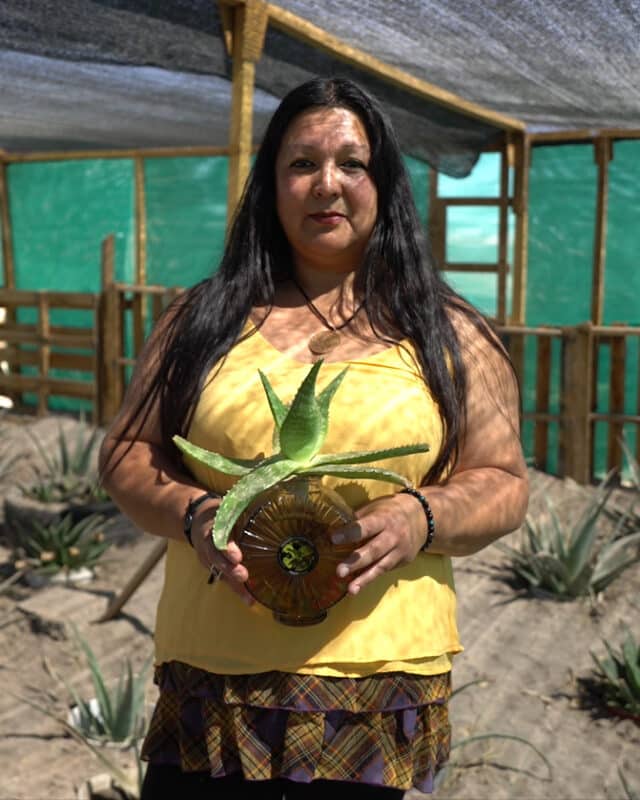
[401,487,435,551]
[183,491,220,547]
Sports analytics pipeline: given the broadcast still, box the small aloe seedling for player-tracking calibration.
[174,360,429,549]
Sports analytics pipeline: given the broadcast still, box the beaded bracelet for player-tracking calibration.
[400,487,435,551]
[183,491,220,547]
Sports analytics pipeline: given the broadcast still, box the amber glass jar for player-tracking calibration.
[232,478,358,625]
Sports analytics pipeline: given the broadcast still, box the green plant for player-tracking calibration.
[174,360,429,548]
[62,626,152,745]
[22,422,106,503]
[14,513,111,576]
[496,485,640,598]
[587,627,640,719]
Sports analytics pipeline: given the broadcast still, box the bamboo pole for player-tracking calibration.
[37,294,50,416]
[0,161,15,289]
[133,157,147,355]
[591,138,612,325]
[511,132,530,325]
[224,0,268,222]
[497,139,510,323]
[98,235,123,425]
[265,3,525,133]
[427,168,446,267]
[3,145,232,164]
[134,156,147,287]
[529,128,640,145]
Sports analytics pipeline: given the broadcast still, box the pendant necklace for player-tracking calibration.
[291,277,364,355]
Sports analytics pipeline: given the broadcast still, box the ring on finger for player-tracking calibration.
[207,563,222,585]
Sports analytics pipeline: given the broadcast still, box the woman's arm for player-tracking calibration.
[98,307,250,592]
[331,310,529,592]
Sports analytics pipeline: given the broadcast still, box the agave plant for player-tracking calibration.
[22,421,106,504]
[588,627,640,719]
[13,513,110,576]
[64,625,152,744]
[174,360,429,549]
[497,485,640,598]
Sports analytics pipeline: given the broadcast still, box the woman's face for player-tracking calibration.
[275,106,378,275]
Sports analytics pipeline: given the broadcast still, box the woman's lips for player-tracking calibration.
[308,212,345,225]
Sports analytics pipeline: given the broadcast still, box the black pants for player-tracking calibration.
[141,764,405,799]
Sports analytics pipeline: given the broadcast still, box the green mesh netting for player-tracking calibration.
[1,146,638,475]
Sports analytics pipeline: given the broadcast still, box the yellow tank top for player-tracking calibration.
[154,326,463,677]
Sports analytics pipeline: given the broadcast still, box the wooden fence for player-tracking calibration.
[0,278,638,485]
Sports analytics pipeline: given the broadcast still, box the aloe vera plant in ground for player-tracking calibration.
[496,483,640,598]
[174,360,429,549]
[580,627,640,721]
[12,513,111,578]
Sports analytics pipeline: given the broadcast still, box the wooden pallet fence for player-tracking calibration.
[498,324,564,474]
[592,325,640,476]
[97,281,182,425]
[0,288,100,416]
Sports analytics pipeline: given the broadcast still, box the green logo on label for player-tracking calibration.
[277,536,319,575]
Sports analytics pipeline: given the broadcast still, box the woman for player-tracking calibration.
[100,77,529,799]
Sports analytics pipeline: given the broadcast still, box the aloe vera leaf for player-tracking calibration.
[211,458,298,549]
[310,443,429,467]
[543,496,566,561]
[73,626,114,728]
[566,489,613,583]
[111,662,134,741]
[258,370,289,431]
[622,635,640,698]
[316,366,349,419]
[299,464,411,487]
[173,435,255,476]
[590,532,640,591]
[278,360,326,462]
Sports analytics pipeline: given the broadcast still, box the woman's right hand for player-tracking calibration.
[191,501,255,605]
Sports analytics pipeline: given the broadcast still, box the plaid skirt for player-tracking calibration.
[141,662,452,793]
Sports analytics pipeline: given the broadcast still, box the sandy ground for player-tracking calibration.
[0,415,638,800]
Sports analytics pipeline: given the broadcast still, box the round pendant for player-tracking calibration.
[308,329,341,355]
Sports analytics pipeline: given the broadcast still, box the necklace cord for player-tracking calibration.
[290,276,364,332]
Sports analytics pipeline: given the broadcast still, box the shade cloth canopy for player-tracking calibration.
[1,0,639,176]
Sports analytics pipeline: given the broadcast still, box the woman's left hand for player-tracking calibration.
[330,492,427,595]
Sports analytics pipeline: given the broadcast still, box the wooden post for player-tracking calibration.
[608,333,626,471]
[534,335,552,470]
[511,131,530,325]
[98,235,123,425]
[0,159,16,289]
[222,0,268,223]
[591,137,612,325]
[133,156,147,356]
[427,167,446,267]
[36,293,50,416]
[560,323,594,484]
[496,137,510,323]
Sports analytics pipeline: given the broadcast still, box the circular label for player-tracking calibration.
[277,536,319,575]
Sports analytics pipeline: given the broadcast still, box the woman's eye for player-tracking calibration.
[342,159,367,170]
[290,159,314,169]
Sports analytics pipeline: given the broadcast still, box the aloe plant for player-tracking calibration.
[22,422,107,504]
[589,627,640,719]
[13,513,111,576]
[174,360,429,549]
[63,626,152,744]
[497,485,640,598]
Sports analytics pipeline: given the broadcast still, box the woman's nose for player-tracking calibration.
[313,163,339,197]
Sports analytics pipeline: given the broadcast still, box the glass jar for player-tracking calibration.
[232,477,358,626]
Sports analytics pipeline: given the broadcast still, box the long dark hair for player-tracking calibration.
[118,77,505,484]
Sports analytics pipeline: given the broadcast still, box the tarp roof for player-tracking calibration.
[1,1,639,177]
